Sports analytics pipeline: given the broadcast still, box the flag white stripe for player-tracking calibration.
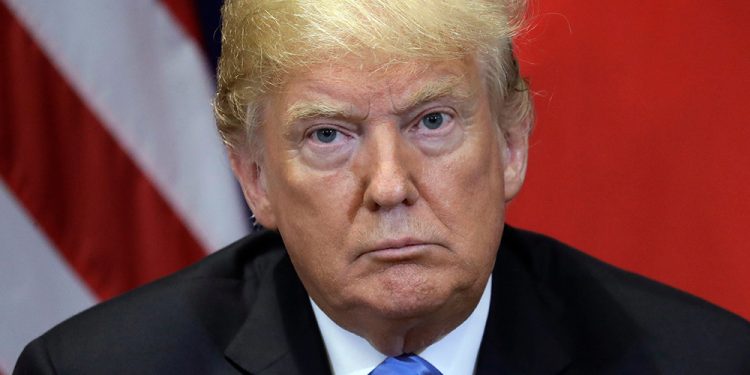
[2,0,248,251]
[0,182,97,373]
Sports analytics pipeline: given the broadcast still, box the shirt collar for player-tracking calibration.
[311,276,492,375]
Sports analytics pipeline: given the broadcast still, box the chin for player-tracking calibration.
[373,296,446,321]
[363,265,458,320]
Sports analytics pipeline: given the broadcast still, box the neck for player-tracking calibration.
[322,284,486,356]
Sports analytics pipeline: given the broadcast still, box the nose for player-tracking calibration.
[361,126,419,211]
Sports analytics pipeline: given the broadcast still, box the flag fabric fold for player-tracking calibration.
[0,1,248,372]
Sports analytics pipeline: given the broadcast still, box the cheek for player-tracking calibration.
[270,157,358,225]
[417,126,506,280]
[265,161,361,277]
[423,130,506,230]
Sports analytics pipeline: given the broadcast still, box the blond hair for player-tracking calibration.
[214,0,532,157]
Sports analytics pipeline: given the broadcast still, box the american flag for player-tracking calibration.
[2,1,749,373]
[0,1,247,372]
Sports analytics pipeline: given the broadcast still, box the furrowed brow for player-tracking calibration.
[395,76,474,113]
[284,101,354,128]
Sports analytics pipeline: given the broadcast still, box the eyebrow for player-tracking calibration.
[284,101,361,129]
[283,75,474,128]
[394,75,474,113]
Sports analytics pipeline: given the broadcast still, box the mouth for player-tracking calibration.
[359,238,439,261]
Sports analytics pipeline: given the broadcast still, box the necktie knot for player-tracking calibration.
[369,353,442,375]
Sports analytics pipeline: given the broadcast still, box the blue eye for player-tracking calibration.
[421,112,445,130]
[314,128,338,143]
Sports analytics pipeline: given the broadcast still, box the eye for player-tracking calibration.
[302,126,356,169]
[420,112,448,130]
[313,128,339,143]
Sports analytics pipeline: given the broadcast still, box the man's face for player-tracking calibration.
[233,56,527,335]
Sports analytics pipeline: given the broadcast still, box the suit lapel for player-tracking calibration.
[478,227,660,374]
[224,247,332,375]
[222,227,658,374]
[476,228,572,374]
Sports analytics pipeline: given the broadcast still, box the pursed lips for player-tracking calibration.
[358,238,439,261]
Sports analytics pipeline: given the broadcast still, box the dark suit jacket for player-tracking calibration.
[14,226,750,374]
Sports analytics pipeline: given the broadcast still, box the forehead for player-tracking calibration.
[275,57,481,110]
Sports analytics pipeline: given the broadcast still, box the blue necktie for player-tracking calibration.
[369,353,443,375]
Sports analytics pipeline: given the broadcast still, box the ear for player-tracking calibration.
[502,120,530,202]
[229,150,278,229]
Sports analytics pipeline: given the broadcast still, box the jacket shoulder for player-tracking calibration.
[502,226,750,372]
[14,231,286,374]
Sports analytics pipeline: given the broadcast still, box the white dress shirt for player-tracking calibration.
[311,276,492,375]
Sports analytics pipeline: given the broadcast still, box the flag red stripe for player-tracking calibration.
[0,4,205,300]
[160,0,204,46]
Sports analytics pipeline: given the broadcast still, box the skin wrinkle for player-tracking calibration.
[284,101,357,130]
[392,75,473,113]
[283,70,473,132]
[414,84,489,246]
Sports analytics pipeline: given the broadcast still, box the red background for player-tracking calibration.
[508,1,750,320]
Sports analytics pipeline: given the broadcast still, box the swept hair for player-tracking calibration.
[214,0,532,157]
